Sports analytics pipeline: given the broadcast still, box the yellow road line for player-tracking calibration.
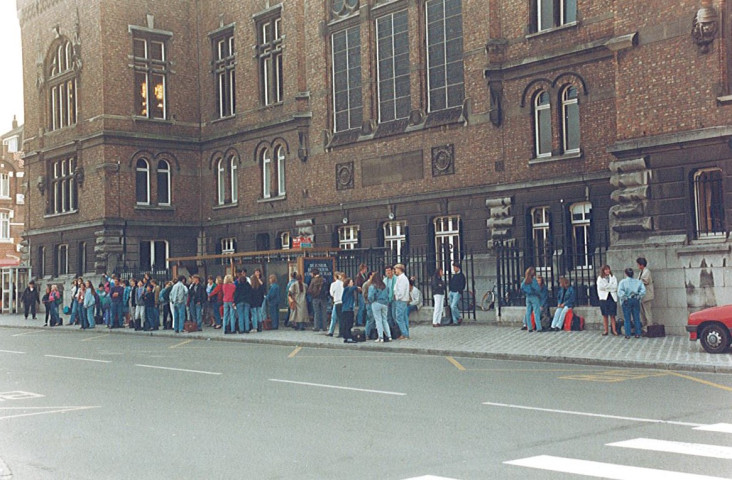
[81,334,110,342]
[288,346,302,358]
[668,371,732,392]
[446,356,466,371]
[169,339,193,349]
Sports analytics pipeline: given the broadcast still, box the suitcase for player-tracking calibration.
[262,318,272,331]
[184,321,198,333]
[646,324,665,338]
[351,326,366,342]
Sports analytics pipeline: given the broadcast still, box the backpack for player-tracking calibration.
[570,313,585,331]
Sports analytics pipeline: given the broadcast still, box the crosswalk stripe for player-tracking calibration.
[504,455,729,480]
[608,438,732,459]
[695,423,732,434]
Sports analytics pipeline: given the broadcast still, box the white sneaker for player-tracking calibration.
[375,338,382,343]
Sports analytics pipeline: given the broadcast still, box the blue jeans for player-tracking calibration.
[86,307,95,328]
[111,302,122,328]
[394,300,409,338]
[191,303,202,330]
[223,302,235,332]
[312,298,328,330]
[551,305,570,329]
[211,301,222,326]
[356,295,366,326]
[364,302,375,338]
[524,296,542,331]
[371,303,391,340]
[269,304,279,329]
[623,297,642,337]
[70,300,79,325]
[251,306,262,330]
[448,292,461,324]
[145,306,156,330]
[236,302,251,332]
[172,303,186,332]
[328,304,342,335]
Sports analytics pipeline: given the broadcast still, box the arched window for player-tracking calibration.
[156,159,170,205]
[217,157,226,205]
[47,38,78,131]
[215,155,237,205]
[570,202,592,268]
[561,86,580,154]
[275,145,286,197]
[230,155,238,203]
[262,149,272,199]
[135,158,150,205]
[534,91,552,158]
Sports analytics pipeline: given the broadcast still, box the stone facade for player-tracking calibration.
[15,0,732,333]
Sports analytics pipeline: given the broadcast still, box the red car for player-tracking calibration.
[686,305,732,354]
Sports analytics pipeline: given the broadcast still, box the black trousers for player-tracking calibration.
[341,310,354,340]
[24,302,37,318]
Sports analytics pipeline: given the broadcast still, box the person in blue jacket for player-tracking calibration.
[618,267,646,339]
[550,276,575,331]
[266,274,280,330]
[521,267,543,332]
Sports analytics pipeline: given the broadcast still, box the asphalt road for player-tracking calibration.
[1,327,732,480]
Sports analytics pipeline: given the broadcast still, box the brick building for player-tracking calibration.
[16,0,732,332]
[0,117,25,268]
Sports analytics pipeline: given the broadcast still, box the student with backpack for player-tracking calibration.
[48,285,62,327]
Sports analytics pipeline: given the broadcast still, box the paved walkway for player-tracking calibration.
[2,313,732,374]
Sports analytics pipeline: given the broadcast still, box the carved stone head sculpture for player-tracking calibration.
[692,0,718,54]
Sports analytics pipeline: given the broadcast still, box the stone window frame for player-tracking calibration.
[534,90,552,158]
[375,8,411,123]
[49,157,77,216]
[692,167,726,238]
[130,26,172,121]
[257,141,287,201]
[220,237,237,265]
[331,24,363,133]
[211,27,236,119]
[46,37,78,132]
[338,225,360,250]
[256,12,284,107]
[0,211,10,242]
[0,173,9,199]
[570,201,592,269]
[531,0,577,34]
[561,85,580,154]
[55,243,69,277]
[280,231,291,250]
[214,153,239,207]
[139,239,169,271]
[156,159,171,206]
[425,0,464,113]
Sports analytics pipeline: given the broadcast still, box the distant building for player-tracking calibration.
[0,116,24,268]
[15,0,732,332]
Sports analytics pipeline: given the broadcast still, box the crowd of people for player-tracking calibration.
[520,257,655,338]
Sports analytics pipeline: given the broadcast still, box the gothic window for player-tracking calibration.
[258,15,283,106]
[135,158,150,205]
[332,26,363,132]
[133,35,168,119]
[426,0,464,112]
[156,160,171,205]
[332,0,359,19]
[261,146,286,199]
[561,86,580,154]
[216,154,238,206]
[213,30,236,118]
[50,157,77,214]
[376,10,411,123]
[534,91,552,158]
[47,38,77,131]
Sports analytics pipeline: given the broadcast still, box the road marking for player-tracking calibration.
[402,476,460,480]
[0,349,25,354]
[169,339,193,349]
[560,370,669,383]
[0,406,100,421]
[288,346,302,358]
[668,371,732,392]
[0,391,44,401]
[446,356,465,371]
[12,330,44,337]
[482,402,702,427]
[269,379,406,396]
[608,438,732,459]
[81,334,110,342]
[695,423,732,434]
[45,355,111,364]
[135,364,222,375]
[505,455,728,479]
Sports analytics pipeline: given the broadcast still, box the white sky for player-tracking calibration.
[0,1,24,133]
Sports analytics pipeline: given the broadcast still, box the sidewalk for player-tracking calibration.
[2,313,732,374]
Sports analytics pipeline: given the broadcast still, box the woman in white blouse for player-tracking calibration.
[596,264,619,336]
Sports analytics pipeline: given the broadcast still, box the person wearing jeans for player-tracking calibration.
[550,277,575,331]
[393,264,410,339]
[367,272,392,342]
[234,272,252,333]
[521,267,542,332]
[169,276,188,333]
[448,263,466,326]
[221,274,236,334]
[431,268,446,327]
[618,268,646,339]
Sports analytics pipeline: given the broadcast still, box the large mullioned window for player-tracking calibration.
[258,16,283,106]
[425,0,464,112]
[50,157,77,215]
[133,36,168,119]
[48,38,77,131]
[376,10,411,123]
[213,31,236,118]
[332,26,362,132]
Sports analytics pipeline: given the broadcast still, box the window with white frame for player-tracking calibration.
[275,146,286,197]
[434,215,461,268]
[332,26,363,132]
[338,225,360,250]
[376,10,410,123]
[534,91,552,158]
[561,85,580,154]
[570,202,592,268]
[133,35,168,119]
[262,149,272,199]
[50,157,77,214]
[135,158,150,205]
[261,146,285,199]
[280,231,291,250]
[425,0,464,112]
[139,240,168,271]
[3,136,18,153]
[213,30,235,118]
[531,206,552,270]
[693,168,726,237]
[0,212,9,241]
[156,160,171,205]
[47,38,77,131]
[55,244,68,276]
[536,0,577,32]
[0,173,9,198]
[384,220,407,261]
[258,15,283,106]
[216,155,238,205]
